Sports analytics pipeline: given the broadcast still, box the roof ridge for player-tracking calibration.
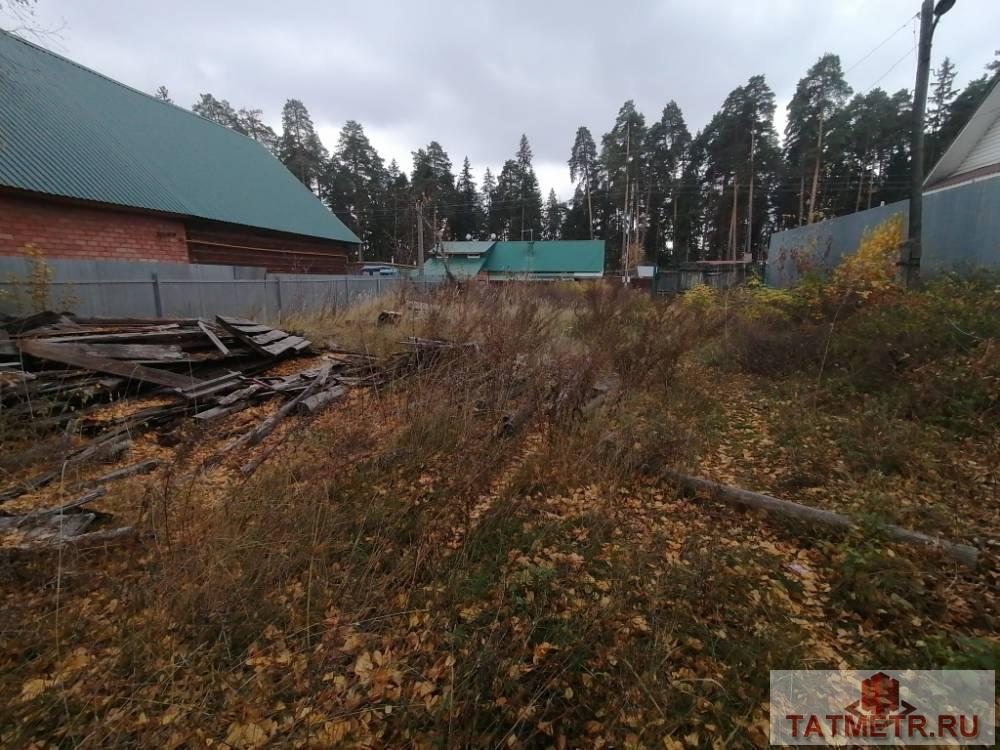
[0,29,260,143]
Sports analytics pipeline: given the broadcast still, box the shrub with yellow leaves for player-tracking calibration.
[832,213,904,299]
[680,282,718,309]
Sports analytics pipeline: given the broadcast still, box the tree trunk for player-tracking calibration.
[663,470,977,568]
[586,171,594,240]
[728,175,739,260]
[807,109,825,225]
[797,173,806,226]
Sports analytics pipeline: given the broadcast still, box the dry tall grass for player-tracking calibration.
[2,281,995,749]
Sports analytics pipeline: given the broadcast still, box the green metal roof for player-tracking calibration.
[440,240,496,255]
[483,241,605,276]
[422,255,487,279]
[0,31,359,244]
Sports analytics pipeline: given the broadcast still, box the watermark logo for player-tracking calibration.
[770,670,994,745]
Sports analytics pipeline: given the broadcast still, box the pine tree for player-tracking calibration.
[481,168,498,239]
[453,157,483,240]
[696,76,781,259]
[410,141,458,241]
[782,54,852,226]
[493,160,520,240]
[568,127,598,239]
[826,88,911,214]
[928,57,958,133]
[191,93,240,129]
[936,53,1000,159]
[322,120,386,260]
[926,57,958,165]
[382,160,414,264]
[645,101,691,261]
[154,86,172,103]
[486,139,542,241]
[278,99,328,191]
[236,108,279,154]
[600,101,647,269]
[543,189,563,240]
[512,135,544,241]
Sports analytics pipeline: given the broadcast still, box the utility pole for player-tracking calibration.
[586,165,594,240]
[746,128,756,261]
[728,175,739,260]
[622,121,631,284]
[902,0,955,289]
[416,200,425,273]
[807,104,825,225]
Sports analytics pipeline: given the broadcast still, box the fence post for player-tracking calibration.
[344,277,349,307]
[151,273,163,317]
[377,277,381,297]
[275,277,283,320]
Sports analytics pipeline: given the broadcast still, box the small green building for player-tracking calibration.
[421,240,604,281]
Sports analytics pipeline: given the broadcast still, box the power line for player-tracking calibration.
[844,13,919,75]
[865,45,918,92]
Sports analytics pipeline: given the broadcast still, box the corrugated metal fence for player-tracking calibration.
[0,257,439,318]
[766,175,1000,287]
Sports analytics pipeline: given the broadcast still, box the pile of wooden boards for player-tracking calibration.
[0,318,473,553]
[0,312,316,425]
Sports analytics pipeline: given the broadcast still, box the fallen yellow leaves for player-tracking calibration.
[224,719,275,749]
[20,678,56,702]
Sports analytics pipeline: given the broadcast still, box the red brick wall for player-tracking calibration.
[0,194,189,263]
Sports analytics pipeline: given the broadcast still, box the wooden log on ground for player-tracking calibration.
[85,459,159,486]
[663,469,978,568]
[0,525,138,560]
[295,385,346,414]
[27,488,106,519]
[0,436,129,504]
[0,512,97,538]
[217,365,332,458]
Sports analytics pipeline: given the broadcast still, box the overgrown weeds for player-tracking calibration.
[2,277,996,748]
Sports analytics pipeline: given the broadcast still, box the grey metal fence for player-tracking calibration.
[0,257,439,318]
[766,175,1000,287]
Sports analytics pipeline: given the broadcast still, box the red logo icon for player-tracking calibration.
[848,672,915,717]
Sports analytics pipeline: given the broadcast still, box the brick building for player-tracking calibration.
[0,31,359,273]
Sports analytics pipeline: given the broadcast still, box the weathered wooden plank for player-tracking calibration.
[296,385,346,414]
[263,336,307,357]
[1,311,73,335]
[79,343,187,361]
[76,459,159,488]
[198,320,231,355]
[217,365,332,457]
[217,316,259,327]
[218,317,273,334]
[250,329,288,346]
[0,513,97,538]
[215,317,274,356]
[28,488,107,519]
[194,402,251,421]
[18,340,201,390]
[41,330,207,345]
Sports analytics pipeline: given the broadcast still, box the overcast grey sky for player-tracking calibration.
[13,0,1000,198]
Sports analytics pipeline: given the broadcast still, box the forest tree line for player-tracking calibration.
[155,49,999,267]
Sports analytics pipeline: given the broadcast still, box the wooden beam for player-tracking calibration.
[198,320,231,355]
[18,339,202,390]
[664,470,978,568]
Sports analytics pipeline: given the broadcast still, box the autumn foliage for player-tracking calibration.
[1,279,996,748]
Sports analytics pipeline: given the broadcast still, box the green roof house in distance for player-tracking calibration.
[0,30,359,273]
[483,241,604,280]
[421,240,604,281]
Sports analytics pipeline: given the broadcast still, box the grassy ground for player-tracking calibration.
[1,278,997,748]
